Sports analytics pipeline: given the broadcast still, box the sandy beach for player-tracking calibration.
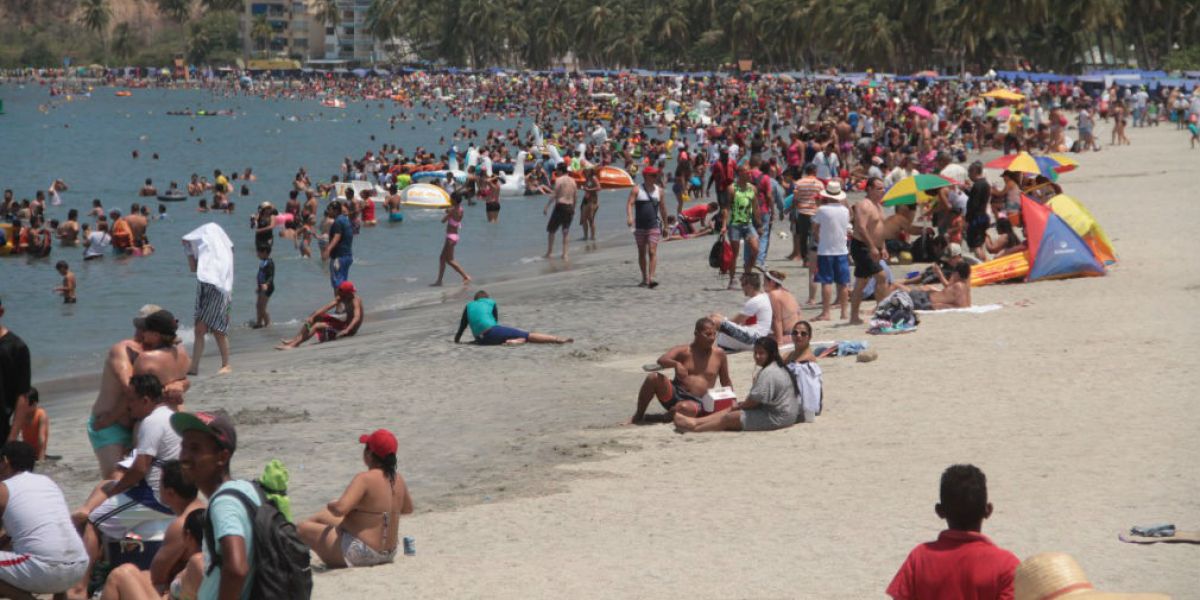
[35,121,1198,598]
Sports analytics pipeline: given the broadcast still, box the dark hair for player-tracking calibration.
[27,387,38,404]
[1,441,36,472]
[130,373,163,402]
[753,337,800,397]
[954,262,972,280]
[791,320,813,338]
[694,316,715,332]
[939,464,989,527]
[803,164,817,175]
[160,460,198,500]
[473,290,489,300]
[968,161,984,177]
[183,509,206,543]
[865,176,884,191]
[741,272,762,289]
[55,260,68,270]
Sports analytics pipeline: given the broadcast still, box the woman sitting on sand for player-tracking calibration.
[298,429,414,569]
[674,337,799,433]
[985,219,1023,258]
[785,321,823,423]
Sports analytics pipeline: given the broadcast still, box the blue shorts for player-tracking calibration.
[815,254,851,285]
[727,223,756,242]
[329,255,353,289]
[478,326,529,346]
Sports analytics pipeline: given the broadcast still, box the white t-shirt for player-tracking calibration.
[135,404,182,503]
[84,230,111,258]
[1,472,88,562]
[940,163,969,185]
[814,151,840,180]
[740,293,773,338]
[813,204,850,256]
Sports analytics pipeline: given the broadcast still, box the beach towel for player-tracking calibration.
[182,223,234,299]
[915,304,1004,315]
[811,340,870,358]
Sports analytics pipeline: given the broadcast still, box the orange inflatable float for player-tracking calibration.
[115,91,132,97]
[970,251,1030,287]
[388,162,446,175]
[568,166,635,189]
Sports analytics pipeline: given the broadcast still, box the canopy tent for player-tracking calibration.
[1045,194,1117,265]
[1022,196,1106,282]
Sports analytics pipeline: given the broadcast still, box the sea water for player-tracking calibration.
[0,84,637,380]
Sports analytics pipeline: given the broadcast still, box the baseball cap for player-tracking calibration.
[337,281,357,295]
[140,309,178,338]
[359,429,398,457]
[171,411,238,452]
[643,166,660,176]
[132,304,164,329]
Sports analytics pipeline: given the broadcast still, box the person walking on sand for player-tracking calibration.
[719,167,763,290]
[433,192,471,286]
[626,166,669,288]
[543,163,577,260]
[182,223,234,375]
[298,429,414,569]
[812,181,852,321]
[849,177,890,325]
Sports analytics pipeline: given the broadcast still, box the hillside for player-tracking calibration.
[0,0,171,35]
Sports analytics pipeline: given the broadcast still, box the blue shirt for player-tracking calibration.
[329,214,353,258]
[198,480,261,600]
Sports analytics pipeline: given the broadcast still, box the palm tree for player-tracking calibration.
[78,0,112,60]
[365,0,403,46]
[251,14,274,57]
[111,22,137,63]
[201,0,245,11]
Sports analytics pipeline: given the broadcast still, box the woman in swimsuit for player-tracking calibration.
[579,167,601,241]
[433,192,471,286]
[299,429,414,569]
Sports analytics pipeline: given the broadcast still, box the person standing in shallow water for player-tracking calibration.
[433,192,471,286]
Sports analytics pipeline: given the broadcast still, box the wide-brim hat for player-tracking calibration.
[1014,553,1169,600]
[820,180,847,201]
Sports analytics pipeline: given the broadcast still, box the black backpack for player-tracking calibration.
[708,239,723,269]
[204,480,313,600]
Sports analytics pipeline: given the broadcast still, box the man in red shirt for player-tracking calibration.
[707,147,737,212]
[887,464,1019,600]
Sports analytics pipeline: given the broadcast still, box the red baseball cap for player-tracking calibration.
[337,281,357,295]
[643,166,660,176]
[359,429,397,457]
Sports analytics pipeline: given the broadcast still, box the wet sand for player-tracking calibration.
[40,122,1198,598]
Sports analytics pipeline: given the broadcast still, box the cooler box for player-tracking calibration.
[701,387,737,415]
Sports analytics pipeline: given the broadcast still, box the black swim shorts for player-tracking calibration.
[850,238,883,279]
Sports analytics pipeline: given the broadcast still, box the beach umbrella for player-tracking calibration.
[986,107,1012,119]
[907,105,932,118]
[985,152,1059,180]
[982,89,1025,102]
[882,174,958,206]
[1047,153,1079,173]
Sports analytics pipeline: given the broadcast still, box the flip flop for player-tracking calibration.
[1119,530,1200,544]
[642,363,665,372]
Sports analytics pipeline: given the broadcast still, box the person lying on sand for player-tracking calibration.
[628,317,732,424]
[895,262,972,310]
[886,464,1018,600]
[276,281,363,350]
[453,291,572,346]
[674,337,798,433]
[298,429,414,569]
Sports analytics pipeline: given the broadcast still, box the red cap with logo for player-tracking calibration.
[359,429,398,457]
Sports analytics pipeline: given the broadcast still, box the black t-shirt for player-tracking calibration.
[0,330,31,417]
[255,213,274,249]
[966,179,991,224]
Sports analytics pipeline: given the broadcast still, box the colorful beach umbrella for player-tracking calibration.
[882,174,958,206]
[907,105,932,119]
[982,89,1025,102]
[986,107,1012,120]
[1047,153,1079,173]
[984,152,1060,180]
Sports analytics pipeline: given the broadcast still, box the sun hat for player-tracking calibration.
[359,429,398,457]
[132,304,164,329]
[820,180,847,201]
[1013,553,1168,600]
[170,411,238,452]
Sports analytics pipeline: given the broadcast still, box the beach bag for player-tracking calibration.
[205,481,313,600]
[720,239,735,274]
[708,239,723,269]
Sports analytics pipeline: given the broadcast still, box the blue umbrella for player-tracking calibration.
[351,68,369,78]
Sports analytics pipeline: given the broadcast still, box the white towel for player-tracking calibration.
[915,304,1003,315]
[182,223,234,298]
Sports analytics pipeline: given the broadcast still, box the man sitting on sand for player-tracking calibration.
[454,291,573,346]
[761,269,801,343]
[895,262,972,310]
[629,317,732,424]
[277,281,364,349]
[709,272,772,352]
[886,464,1019,600]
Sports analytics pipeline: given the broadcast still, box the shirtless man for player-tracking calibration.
[276,281,364,349]
[139,179,158,197]
[628,317,732,424]
[761,269,802,343]
[133,309,191,411]
[126,202,149,248]
[849,177,891,325]
[897,262,972,310]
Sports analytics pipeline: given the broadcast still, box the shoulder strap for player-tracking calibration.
[203,487,260,576]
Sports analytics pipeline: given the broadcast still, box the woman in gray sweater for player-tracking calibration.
[674,337,799,432]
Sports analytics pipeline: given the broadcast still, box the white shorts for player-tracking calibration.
[0,553,87,594]
[89,490,174,541]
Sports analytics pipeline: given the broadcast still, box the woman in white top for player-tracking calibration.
[785,321,823,423]
[674,337,799,432]
[84,221,112,260]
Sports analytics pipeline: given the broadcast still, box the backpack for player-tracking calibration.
[708,239,723,269]
[205,481,313,600]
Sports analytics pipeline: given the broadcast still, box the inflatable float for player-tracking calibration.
[321,98,346,109]
[157,191,187,202]
[400,183,451,209]
[568,165,635,189]
[410,169,467,185]
[115,90,132,97]
[331,181,389,203]
[970,251,1030,287]
[0,223,13,256]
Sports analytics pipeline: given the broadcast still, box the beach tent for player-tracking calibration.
[1045,194,1117,265]
[1021,196,1105,282]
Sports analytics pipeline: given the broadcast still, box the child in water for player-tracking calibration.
[53,260,76,303]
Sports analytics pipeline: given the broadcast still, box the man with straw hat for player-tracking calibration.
[1013,553,1168,600]
[887,464,1019,599]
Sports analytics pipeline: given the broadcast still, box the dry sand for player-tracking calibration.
[41,121,1198,598]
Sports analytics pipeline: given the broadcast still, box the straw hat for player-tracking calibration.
[1014,553,1169,600]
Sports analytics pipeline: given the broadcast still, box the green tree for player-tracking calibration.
[111,22,138,63]
[77,0,112,60]
[251,14,273,57]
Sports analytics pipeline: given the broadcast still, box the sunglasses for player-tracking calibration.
[791,330,810,337]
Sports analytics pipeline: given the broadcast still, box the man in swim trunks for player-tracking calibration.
[849,176,891,325]
[454,291,573,346]
[628,317,732,424]
[897,262,972,310]
[276,281,364,349]
[543,163,577,260]
[132,309,191,410]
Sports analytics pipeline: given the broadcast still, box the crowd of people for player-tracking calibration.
[0,69,1190,598]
